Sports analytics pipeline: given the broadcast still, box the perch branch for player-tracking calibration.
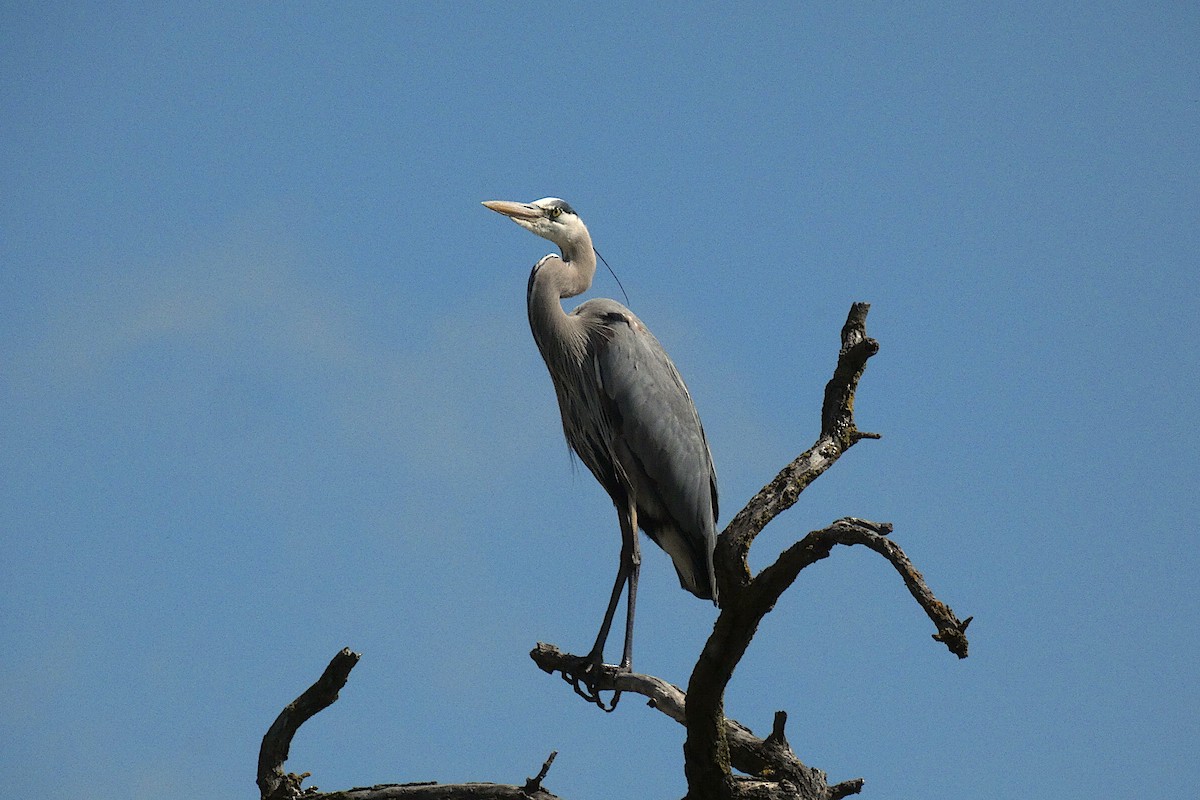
[313,782,560,799]
[259,649,562,800]
[532,643,853,797]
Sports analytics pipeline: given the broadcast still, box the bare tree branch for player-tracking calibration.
[259,648,360,800]
[313,784,560,799]
[313,783,560,799]
[715,302,881,602]
[522,751,558,795]
[532,644,851,797]
[681,304,882,800]
[258,649,562,800]
[772,519,972,659]
[678,304,969,800]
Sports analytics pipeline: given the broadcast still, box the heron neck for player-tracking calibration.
[557,233,596,298]
[527,245,596,365]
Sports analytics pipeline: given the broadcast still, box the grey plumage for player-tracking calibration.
[484,197,718,679]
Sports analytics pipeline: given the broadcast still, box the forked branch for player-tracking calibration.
[678,303,970,800]
[715,302,881,601]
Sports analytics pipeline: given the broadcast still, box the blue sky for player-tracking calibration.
[2,3,1197,798]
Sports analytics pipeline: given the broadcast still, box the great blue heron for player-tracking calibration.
[483,197,718,708]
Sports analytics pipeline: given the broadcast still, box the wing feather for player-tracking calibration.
[580,300,718,600]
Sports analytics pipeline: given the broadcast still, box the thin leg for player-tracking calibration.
[565,499,640,712]
[588,540,631,664]
[618,502,640,671]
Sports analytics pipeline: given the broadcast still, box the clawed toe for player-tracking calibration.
[561,654,624,712]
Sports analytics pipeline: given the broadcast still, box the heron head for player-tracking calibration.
[482,197,589,254]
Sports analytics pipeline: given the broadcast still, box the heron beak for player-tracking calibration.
[482,200,542,221]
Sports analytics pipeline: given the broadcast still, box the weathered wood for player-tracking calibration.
[258,647,360,800]
[715,302,882,603]
[532,644,848,796]
[257,649,561,800]
[682,304,887,800]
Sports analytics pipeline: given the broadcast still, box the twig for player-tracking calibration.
[523,751,558,793]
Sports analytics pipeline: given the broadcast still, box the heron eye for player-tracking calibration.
[548,206,563,219]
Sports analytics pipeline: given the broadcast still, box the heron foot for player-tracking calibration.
[560,652,628,712]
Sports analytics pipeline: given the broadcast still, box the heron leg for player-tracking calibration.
[567,501,639,712]
[619,502,640,673]
[586,538,631,666]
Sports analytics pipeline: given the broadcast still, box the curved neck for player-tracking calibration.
[523,211,599,373]
[555,227,596,299]
[527,238,597,368]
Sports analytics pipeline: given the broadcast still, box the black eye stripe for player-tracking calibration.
[543,200,576,218]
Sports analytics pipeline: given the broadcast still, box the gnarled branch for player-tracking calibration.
[532,644,859,799]
[715,302,881,602]
[679,304,969,800]
[259,648,360,800]
[257,649,562,800]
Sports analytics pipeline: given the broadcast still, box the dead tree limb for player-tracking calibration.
[259,648,360,800]
[716,302,882,599]
[257,649,562,800]
[532,644,861,799]
[680,303,970,800]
